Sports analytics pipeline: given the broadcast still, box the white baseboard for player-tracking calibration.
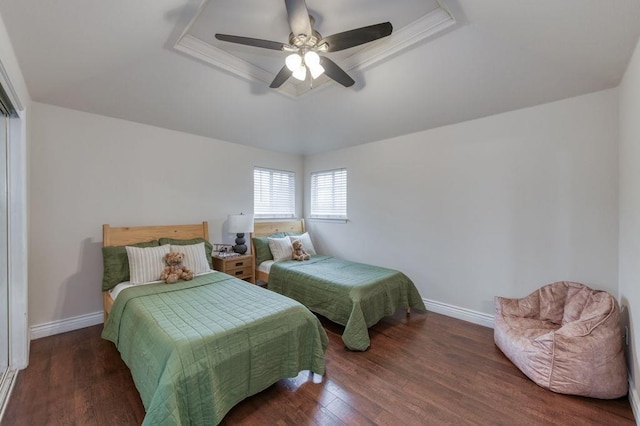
[424,298,495,328]
[30,311,103,340]
[29,299,494,341]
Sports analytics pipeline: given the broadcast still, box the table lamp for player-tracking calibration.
[228,213,254,254]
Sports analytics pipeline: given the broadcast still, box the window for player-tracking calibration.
[253,167,295,219]
[310,168,347,220]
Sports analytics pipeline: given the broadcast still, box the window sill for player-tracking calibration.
[307,218,348,224]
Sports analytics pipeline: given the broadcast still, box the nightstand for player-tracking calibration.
[212,254,255,284]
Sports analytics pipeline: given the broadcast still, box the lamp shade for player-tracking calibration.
[228,213,255,234]
[292,65,307,81]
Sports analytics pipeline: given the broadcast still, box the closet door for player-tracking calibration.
[0,113,7,378]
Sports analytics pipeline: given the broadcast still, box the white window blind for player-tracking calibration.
[254,167,295,219]
[310,168,347,219]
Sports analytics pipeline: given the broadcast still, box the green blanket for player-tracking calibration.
[102,272,328,426]
[268,256,426,351]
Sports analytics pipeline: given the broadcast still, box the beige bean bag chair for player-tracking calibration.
[494,281,627,399]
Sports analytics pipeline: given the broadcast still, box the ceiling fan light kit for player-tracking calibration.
[214,0,393,89]
[285,51,324,81]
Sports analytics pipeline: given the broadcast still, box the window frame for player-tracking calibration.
[309,168,348,221]
[253,166,296,219]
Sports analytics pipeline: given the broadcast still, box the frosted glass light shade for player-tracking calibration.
[308,63,324,79]
[285,53,302,72]
[304,51,320,66]
[304,50,320,68]
[304,51,324,79]
[292,66,307,81]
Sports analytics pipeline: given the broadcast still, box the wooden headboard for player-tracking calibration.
[250,219,305,283]
[103,222,209,247]
[252,219,305,239]
[102,221,209,323]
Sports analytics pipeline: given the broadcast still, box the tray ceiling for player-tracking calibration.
[174,0,455,97]
[1,0,639,154]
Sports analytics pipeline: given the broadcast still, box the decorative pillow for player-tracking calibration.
[102,240,159,291]
[126,244,171,285]
[268,236,294,262]
[159,237,213,268]
[288,232,316,255]
[252,232,288,265]
[170,242,210,274]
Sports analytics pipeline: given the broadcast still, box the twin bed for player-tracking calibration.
[102,219,425,424]
[251,219,426,351]
[101,222,327,426]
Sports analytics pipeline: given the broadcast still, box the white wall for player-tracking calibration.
[28,102,303,329]
[305,89,619,320]
[618,37,640,417]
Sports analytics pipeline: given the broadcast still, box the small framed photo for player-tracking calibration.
[214,243,234,254]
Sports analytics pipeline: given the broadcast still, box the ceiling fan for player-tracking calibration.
[214,0,393,89]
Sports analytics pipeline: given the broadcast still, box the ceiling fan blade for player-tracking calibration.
[270,66,293,88]
[321,22,393,52]
[320,57,355,87]
[285,0,313,38]
[215,34,287,51]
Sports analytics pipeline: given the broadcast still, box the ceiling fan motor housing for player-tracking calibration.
[289,27,322,49]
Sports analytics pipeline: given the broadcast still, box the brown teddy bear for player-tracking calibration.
[291,239,310,261]
[160,252,194,284]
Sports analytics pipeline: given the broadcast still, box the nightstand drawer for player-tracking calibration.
[227,265,253,278]
[226,258,251,269]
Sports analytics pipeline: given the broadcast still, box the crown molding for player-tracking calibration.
[174,4,456,98]
[340,7,455,72]
[174,35,299,98]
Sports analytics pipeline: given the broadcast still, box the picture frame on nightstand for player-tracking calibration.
[213,243,235,256]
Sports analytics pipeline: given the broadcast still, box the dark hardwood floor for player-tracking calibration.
[2,310,634,425]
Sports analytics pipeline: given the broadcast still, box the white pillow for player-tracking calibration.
[171,242,209,274]
[289,232,316,255]
[268,236,293,261]
[126,244,171,285]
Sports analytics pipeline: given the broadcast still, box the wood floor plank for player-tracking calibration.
[1,310,634,425]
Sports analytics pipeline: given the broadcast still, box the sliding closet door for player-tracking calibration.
[0,113,7,378]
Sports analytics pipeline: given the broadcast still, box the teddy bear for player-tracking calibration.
[291,239,310,261]
[160,252,194,284]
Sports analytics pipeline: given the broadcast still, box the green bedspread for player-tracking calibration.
[268,256,426,351]
[102,272,328,426]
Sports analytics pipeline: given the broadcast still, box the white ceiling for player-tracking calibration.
[1,0,639,155]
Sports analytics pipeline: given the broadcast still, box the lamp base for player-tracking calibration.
[233,233,247,254]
